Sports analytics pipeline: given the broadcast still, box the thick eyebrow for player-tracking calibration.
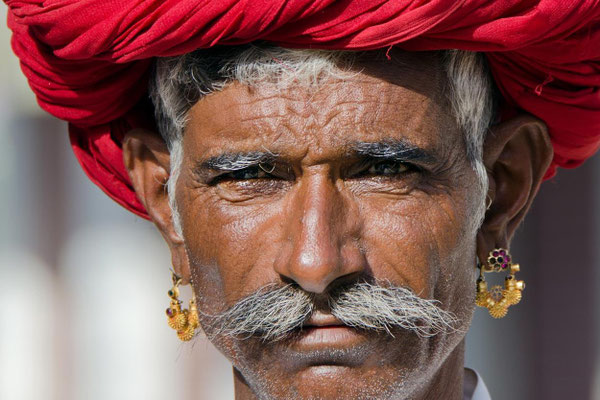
[195,139,435,175]
[349,140,437,164]
[198,151,279,172]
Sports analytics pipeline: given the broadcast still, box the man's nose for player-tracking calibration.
[275,171,366,294]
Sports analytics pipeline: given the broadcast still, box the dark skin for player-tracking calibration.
[123,50,553,399]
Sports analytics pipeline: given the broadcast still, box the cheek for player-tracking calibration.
[181,187,287,305]
[359,191,477,304]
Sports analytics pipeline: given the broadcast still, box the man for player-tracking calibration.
[6,1,600,399]
[128,45,531,399]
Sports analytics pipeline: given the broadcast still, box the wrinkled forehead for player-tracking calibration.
[183,49,458,160]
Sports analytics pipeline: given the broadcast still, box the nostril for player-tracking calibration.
[323,271,365,293]
[275,237,368,294]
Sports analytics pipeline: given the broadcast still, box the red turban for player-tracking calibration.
[5,0,600,219]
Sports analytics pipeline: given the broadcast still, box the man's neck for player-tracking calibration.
[413,340,466,400]
[233,369,256,400]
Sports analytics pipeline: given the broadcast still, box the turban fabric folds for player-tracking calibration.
[5,0,600,219]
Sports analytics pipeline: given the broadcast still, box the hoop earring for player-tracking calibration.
[166,272,200,341]
[475,248,525,318]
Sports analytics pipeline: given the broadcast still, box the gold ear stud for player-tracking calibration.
[475,248,525,318]
[166,272,200,341]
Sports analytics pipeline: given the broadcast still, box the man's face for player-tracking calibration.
[175,51,483,399]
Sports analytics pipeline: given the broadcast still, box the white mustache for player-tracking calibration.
[203,281,460,342]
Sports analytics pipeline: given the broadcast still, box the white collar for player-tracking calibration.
[463,368,492,400]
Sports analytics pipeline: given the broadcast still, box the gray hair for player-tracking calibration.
[202,280,460,342]
[149,44,495,236]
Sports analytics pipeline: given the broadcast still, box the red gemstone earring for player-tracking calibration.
[475,248,525,318]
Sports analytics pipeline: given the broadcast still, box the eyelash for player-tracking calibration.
[208,164,276,185]
[209,160,418,184]
[357,160,417,177]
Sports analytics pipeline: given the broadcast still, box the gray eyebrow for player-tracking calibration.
[197,139,434,174]
[350,140,436,164]
[199,151,278,172]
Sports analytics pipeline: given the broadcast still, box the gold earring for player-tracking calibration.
[475,248,525,318]
[166,272,200,341]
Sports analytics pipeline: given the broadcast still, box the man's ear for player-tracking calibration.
[122,129,190,282]
[476,114,553,262]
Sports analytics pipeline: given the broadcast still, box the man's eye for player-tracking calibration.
[229,166,267,180]
[218,164,274,182]
[366,160,411,176]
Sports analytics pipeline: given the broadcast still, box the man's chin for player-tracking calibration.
[230,328,431,399]
[236,331,416,400]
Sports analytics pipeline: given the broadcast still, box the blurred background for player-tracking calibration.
[1,4,599,400]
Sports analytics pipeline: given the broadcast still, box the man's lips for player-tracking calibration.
[266,312,375,369]
[292,312,365,349]
[303,311,345,328]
